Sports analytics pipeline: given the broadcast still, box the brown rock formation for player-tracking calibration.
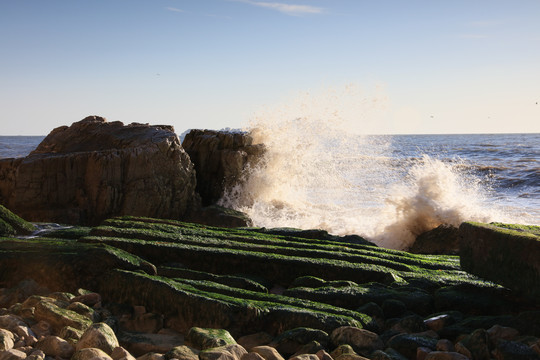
[182,129,264,206]
[0,116,198,225]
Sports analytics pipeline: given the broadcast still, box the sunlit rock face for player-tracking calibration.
[0,116,198,225]
[182,129,265,206]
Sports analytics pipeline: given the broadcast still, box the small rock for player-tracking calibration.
[47,292,75,303]
[237,333,273,351]
[424,315,453,332]
[34,300,92,333]
[330,345,356,359]
[315,350,333,360]
[334,355,370,360]
[72,348,114,360]
[186,328,236,350]
[76,322,120,355]
[0,328,15,351]
[35,335,75,358]
[386,334,438,360]
[121,312,164,334]
[272,328,328,356]
[111,346,137,360]
[493,340,540,360]
[251,346,285,360]
[136,353,165,360]
[390,315,427,334]
[417,347,432,360]
[30,321,51,339]
[164,345,199,360]
[436,339,455,352]
[0,348,27,360]
[200,345,247,360]
[487,325,520,344]
[382,300,407,319]
[68,301,100,322]
[29,349,46,358]
[291,341,324,357]
[331,326,383,354]
[370,349,407,360]
[241,353,265,360]
[453,342,472,359]
[458,329,490,360]
[119,332,184,357]
[290,355,320,360]
[59,325,84,341]
[70,293,102,307]
[424,352,469,360]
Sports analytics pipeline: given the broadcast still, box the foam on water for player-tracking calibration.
[220,87,521,249]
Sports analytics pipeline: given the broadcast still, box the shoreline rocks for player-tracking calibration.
[0,116,198,225]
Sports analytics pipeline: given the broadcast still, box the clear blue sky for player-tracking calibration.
[1,0,539,135]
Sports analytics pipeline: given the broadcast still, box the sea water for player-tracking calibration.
[1,126,538,250]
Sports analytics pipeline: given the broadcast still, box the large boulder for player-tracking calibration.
[0,116,198,225]
[182,129,264,206]
[459,222,540,302]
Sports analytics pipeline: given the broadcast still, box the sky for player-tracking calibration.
[1,0,539,135]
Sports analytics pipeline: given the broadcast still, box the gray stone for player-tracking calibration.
[35,335,75,358]
[76,322,119,355]
[186,327,236,350]
[72,348,114,360]
[331,326,383,354]
[0,328,15,351]
[0,349,26,360]
[251,346,285,360]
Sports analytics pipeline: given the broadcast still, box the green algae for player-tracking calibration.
[0,204,36,236]
[100,269,362,334]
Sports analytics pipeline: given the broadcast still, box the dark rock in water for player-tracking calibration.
[410,224,459,255]
[182,129,265,206]
[459,222,540,302]
[185,205,252,228]
[0,205,36,236]
[0,116,198,225]
[493,340,540,360]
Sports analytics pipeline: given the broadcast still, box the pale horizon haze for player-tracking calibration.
[1,0,539,135]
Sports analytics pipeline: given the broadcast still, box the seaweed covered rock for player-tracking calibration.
[410,224,459,255]
[0,205,35,237]
[459,222,540,301]
[0,116,198,225]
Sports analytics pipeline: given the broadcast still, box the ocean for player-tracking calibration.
[1,131,538,250]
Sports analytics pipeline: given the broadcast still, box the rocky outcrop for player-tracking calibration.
[409,224,459,255]
[182,129,264,206]
[459,222,540,301]
[0,205,35,237]
[0,116,198,225]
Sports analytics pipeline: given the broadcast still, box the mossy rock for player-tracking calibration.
[0,204,36,236]
[0,238,156,291]
[99,269,364,335]
[459,222,540,302]
[186,327,236,350]
[158,265,268,293]
[284,283,434,316]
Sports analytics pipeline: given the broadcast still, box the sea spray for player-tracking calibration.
[219,87,509,249]
[373,155,497,249]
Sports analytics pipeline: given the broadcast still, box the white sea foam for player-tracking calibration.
[219,86,517,250]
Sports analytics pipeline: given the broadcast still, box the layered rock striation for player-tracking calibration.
[0,116,198,225]
[182,129,264,206]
